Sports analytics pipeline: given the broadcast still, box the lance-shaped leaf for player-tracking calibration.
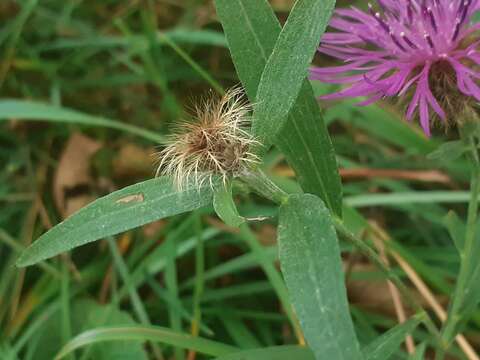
[17,178,213,267]
[215,0,342,216]
[251,0,335,148]
[278,194,362,359]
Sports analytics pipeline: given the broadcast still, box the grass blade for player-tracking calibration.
[215,346,315,360]
[107,237,163,359]
[345,191,475,208]
[54,326,238,360]
[362,315,423,360]
[0,100,164,143]
[239,224,303,342]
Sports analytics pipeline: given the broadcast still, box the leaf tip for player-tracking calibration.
[15,253,32,268]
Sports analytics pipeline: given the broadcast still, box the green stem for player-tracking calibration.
[440,130,480,349]
[240,169,289,205]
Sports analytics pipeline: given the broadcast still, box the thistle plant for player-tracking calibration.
[311,0,480,135]
[7,1,480,360]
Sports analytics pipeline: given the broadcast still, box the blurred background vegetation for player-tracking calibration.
[1,0,479,359]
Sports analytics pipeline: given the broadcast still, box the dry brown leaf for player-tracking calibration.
[274,165,452,184]
[347,263,416,317]
[112,143,154,178]
[63,195,96,219]
[269,0,295,11]
[257,224,277,246]
[142,220,167,238]
[54,132,102,219]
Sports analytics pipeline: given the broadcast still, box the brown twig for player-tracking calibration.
[370,224,416,354]
[275,166,452,184]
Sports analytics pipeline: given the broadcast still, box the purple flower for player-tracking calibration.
[310,0,480,136]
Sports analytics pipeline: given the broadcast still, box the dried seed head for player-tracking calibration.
[155,87,260,190]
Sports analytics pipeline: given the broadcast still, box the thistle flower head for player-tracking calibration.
[311,0,480,136]
[155,88,260,190]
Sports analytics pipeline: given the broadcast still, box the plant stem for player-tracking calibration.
[440,130,480,350]
[240,169,289,205]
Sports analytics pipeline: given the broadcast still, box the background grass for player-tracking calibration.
[1,0,479,359]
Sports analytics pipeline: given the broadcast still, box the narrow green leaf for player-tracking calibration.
[17,178,213,267]
[213,182,244,227]
[252,0,335,147]
[0,344,17,360]
[215,0,279,101]
[107,239,163,359]
[163,232,185,360]
[409,343,427,360]
[181,247,277,290]
[36,29,227,52]
[0,229,61,277]
[427,141,467,161]
[72,300,149,360]
[460,261,480,327]
[215,346,315,360]
[362,315,423,360]
[276,85,342,216]
[239,224,303,340]
[318,95,437,155]
[459,220,480,322]
[54,326,238,360]
[0,100,164,143]
[25,299,149,360]
[215,0,342,216]
[278,194,362,360]
[443,211,465,252]
[221,314,262,349]
[345,191,476,208]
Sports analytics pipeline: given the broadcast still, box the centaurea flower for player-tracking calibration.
[311,0,480,136]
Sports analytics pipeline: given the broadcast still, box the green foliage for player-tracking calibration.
[427,141,467,161]
[3,0,480,359]
[17,178,213,266]
[56,325,237,359]
[213,182,245,227]
[443,210,465,252]
[215,0,342,216]
[215,346,315,360]
[0,100,165,143]
[362,315,423,360]
[31,299,148,360]
[250,0,335,148]
[278,194,362,359]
